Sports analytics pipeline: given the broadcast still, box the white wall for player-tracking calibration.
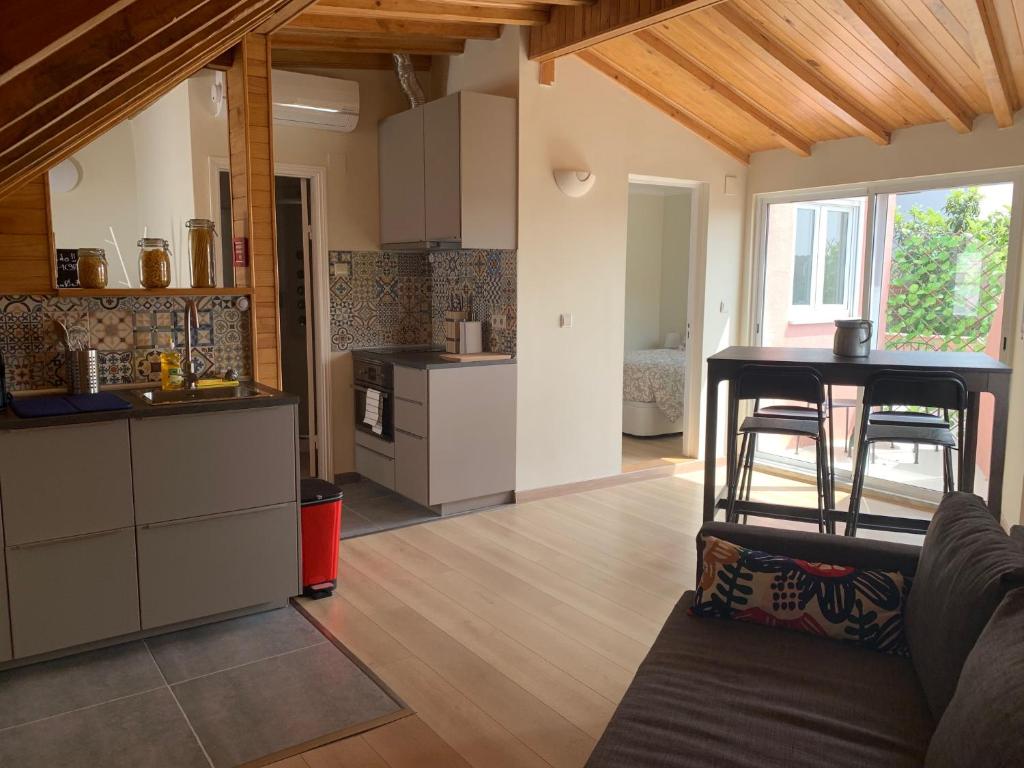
[49,121,139,284]
[747,115,1024,526]
[624,193,666,351]
[515,34,747,491]
[131,81,196,288]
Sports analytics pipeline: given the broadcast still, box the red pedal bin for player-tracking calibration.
[300,478,343,598]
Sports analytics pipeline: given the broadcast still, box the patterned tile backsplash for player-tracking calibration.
[0,295,252,392]
[329,249,516,356]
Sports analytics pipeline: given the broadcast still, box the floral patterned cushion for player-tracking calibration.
[693,535,909,655]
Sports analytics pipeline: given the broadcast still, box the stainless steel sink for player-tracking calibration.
[138,382,269,405]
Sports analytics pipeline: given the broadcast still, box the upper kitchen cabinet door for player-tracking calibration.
[424,94,461,244]
[131,406,298,525]
[458,92,517,250]
[379,107,426,246]
[0,421,134,545]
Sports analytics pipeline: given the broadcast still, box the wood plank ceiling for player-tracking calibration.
[579,0,1024,163]
[278,0,1023,164]
[272,0,584,70]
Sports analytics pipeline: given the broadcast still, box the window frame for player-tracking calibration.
[788,200,863,324]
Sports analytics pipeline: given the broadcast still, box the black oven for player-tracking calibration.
[353,352,394,441]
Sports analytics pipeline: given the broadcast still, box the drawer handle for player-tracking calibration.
[396,427,425,440]
[139,503,294,530]
[395,395,424,405]
[8,527,124,550]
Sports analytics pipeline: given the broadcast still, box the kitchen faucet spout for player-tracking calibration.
[183,299,200,390]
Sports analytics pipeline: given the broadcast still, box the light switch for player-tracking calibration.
[724,175,738,196]
[560,313,573,328]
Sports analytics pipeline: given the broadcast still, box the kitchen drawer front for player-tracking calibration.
[131,406,298,525]
[137,503,299,629]
[0,420,134,545]
[395,397,428,438]
[355,429,395,458]
[394,365,427,404]
[395,429,429,506]
[7,528,140,658]
[355,445,395,490]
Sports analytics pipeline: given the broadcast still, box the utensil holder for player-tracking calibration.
[67,349,100,394]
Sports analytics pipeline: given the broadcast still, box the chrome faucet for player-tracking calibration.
[183,299,200,390]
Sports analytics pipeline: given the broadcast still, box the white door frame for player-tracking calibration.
[627,174,710,458]
[211,158,333,480]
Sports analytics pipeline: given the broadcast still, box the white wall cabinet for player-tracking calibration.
[379,91,516,250]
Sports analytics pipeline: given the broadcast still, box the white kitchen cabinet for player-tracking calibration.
[379,91,516,250]
[392,363,516,513]
[379,107,426,246]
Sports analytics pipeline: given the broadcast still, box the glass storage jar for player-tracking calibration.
[186,218,217,289]
[138,237,172,289]
[77,248,108,289]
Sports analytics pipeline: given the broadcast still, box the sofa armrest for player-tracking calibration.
[696,522,922,587]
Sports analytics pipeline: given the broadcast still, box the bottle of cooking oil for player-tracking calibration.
[160,348,184,390]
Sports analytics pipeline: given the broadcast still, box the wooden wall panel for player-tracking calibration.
[227,35,282,389]
[0,176,54,294]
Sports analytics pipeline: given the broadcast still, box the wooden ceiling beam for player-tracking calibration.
[636,29,812,157]
[529,0,723,61]
[960,0,1019,127]
[256,0,318,34]
[308,0,549,26]
[272,29,464,55]
[272,51,432,70]
[577,49,749,164]
[714,4,890,145]
[841,0,974,133]
[286,12,501,40]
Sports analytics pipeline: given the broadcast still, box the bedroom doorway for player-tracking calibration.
[621,179,698,473]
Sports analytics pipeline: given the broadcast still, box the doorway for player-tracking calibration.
[752,174,1020,502]
[214,163,331,480]
[621,180,697,473]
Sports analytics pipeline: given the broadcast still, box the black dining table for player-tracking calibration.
[703,346,1012,533]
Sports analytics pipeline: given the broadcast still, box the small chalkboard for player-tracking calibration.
[56,249,79,288]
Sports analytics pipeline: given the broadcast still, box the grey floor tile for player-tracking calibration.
[0,688,208,768]
[0,641,164,730]
[172,642,401,768]
[147,607,326,684]
[334,478,395,505]
[341,508,382,539]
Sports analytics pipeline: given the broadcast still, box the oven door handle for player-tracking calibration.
[353,384,391,397]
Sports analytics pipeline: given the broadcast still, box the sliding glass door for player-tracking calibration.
[753,175,1019,501]
[754,194,868,478]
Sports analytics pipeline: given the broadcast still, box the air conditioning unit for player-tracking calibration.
[271,70,359,133]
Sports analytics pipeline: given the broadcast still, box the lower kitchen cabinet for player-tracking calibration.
[6,528,140,658]
[137,503,299,629]
[0,526,10,663]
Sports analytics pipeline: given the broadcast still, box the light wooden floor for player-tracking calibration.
[621,433,687,472]
[273,463,922,768]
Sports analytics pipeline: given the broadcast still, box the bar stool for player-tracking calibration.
[726,365,833,534]
[846,370,968,536]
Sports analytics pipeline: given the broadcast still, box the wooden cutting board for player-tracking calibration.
[439,352,513,362]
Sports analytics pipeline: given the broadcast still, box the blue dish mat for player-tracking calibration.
[10,396,78,418]
[11,393,132,418]
[65,393,132,412]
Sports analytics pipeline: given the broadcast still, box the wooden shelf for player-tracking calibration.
[55,287,252,298]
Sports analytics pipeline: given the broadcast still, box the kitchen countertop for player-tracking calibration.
[352,347,516,370]
[0,383,299,431]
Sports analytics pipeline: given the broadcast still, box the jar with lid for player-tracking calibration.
[77,248,108,289]
[138,238,172,289]
[186,218,217,289]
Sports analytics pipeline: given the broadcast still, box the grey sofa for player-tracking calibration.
[586,493,1024,768]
